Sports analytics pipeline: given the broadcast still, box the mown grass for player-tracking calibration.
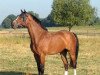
[0,26,100,75]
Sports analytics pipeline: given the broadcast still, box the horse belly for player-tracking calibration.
[47,39,66,55]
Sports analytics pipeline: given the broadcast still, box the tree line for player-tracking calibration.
[0,0,100,30]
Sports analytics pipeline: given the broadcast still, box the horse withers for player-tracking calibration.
[12,10,79,75]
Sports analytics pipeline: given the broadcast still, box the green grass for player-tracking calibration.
[0,26,100,75]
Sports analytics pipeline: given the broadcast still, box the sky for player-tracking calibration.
[90,0,100,16]
[0,0,100,24]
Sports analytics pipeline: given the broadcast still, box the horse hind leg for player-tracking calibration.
[69,50,77,75]
[60,49,68,75]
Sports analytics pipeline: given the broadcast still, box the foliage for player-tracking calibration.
[94,17,100,25]
[41,14,57,27]
[2,18,12,28]
[7,14,17,21]
[51,0,95,31]
[1,14,16,28]
[28,11,39,19]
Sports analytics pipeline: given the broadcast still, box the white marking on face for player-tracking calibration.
[15,17,19,21]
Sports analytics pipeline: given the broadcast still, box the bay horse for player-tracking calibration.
[12,10,79,75]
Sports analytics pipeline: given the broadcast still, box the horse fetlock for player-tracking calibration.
[40,64,44,74]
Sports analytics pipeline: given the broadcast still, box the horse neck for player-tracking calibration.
[27,20,47,44]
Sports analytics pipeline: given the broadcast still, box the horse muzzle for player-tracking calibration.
[12,20,19,29]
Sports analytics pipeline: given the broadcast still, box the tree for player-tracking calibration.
[1,14,16,28]
[41,14,57,27]
[94,17,100,25]
[7,14,16,21]
[1,18,11,28]
[28,11,39,19]
[51,0,95,31]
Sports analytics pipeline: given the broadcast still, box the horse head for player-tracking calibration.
[12,10,32,29]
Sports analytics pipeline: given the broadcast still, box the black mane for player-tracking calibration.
[29,13,41,24]
[29,13,47,31]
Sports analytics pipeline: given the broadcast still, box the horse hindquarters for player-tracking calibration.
[69,33,79,75]
[70,33,79,68]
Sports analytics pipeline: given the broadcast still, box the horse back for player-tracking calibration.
[37,30,77,55]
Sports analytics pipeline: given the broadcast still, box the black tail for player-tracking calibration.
[70,33,79,68]
[73,33,79,61]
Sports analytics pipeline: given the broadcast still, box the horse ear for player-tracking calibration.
[24,9,27,13]
[21,9,23,13]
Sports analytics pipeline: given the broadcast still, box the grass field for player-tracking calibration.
[0,26,100,75]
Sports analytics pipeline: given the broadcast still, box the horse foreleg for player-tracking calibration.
[34,53,45,75]
[34,53,41,75]
[60,50,68,75]
[39,53,45,75]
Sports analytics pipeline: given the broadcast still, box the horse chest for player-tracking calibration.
[30,42,39,54]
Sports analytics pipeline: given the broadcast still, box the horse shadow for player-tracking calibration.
[0,71,48,75]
